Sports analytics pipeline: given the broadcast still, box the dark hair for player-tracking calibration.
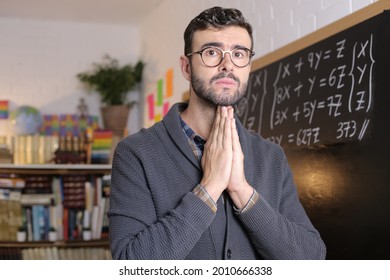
[184,7,253,55]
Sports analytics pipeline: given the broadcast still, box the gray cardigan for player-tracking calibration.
[109,103,326,260]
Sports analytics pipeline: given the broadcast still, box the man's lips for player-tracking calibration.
[215,78,237,86]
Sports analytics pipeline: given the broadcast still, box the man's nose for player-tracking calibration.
[219,52,234,71]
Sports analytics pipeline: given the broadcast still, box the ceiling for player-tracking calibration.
[0,0,163,25]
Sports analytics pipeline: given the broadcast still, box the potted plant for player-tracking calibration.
[77,54,144,136]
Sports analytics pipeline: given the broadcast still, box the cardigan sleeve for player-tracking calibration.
[108,139,215,260]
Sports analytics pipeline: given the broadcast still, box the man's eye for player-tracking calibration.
[205,49,218,56]
[233,51,245,58]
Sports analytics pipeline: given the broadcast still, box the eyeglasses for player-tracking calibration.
[186,46,255,68]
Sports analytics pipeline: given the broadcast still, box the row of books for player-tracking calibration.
[10,135,88,165]
[11,135,59,164]
[0,174,110,242]
[5,129,114,165]
[0,247,111,260]
[23,247,112,260]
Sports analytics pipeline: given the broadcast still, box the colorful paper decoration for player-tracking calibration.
[146,68,174,124]
[0,100,9,119]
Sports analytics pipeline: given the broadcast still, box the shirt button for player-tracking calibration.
[227,249,232,259]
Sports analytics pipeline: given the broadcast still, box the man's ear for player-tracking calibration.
[180,55,191,82]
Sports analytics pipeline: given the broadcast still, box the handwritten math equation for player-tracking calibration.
[237,33,375,148]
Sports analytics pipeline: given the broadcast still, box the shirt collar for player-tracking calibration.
[180,116,206,146]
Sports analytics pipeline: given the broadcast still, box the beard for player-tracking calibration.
[191,71,247,107]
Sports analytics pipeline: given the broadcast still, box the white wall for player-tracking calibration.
[139,0,377,127]
[0,18,141,134]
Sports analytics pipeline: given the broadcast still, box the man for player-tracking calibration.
[109,6,326,260]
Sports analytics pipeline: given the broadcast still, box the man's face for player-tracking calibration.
[189,26,252,107]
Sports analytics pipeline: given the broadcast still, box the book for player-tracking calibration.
[0,144,13,163]
[62,175,86,208]
[0,177,25,188]
[0,190,22,241]
[91,130,113,164]
[23,175,52,194]
[21,194,53,205]
[31,205,41,241]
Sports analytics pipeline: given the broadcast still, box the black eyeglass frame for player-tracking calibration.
[186,46,255,68]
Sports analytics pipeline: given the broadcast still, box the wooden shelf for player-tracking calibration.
[0,239,109,248]
[0,164,111,175]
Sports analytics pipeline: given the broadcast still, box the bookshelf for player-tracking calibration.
[0,164,112,260]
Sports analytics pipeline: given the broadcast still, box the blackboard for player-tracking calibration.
[237,2,390,259]
[236,8,388,148]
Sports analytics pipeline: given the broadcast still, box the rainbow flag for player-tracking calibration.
[0,100,9,119]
